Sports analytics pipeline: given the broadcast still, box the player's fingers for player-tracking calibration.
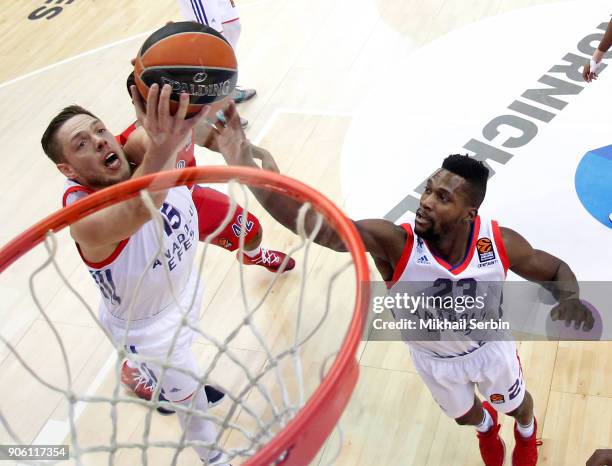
[147,83,160,124]
[584,310,595,332]
[185,105,211,132]
[158,84,172,125]
[175,91,190,122]
[224,100,241,130]
[550,305,560,321]
[130,57,136,66]
[130,85,146,122]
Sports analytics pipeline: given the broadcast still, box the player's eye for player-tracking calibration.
[77,140,86,149]
[97,128,106,134]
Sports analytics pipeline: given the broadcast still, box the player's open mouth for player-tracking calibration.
[415,209,431,224]
[104,152,120,169]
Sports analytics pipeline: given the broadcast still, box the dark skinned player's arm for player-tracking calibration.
[501,227,594,330]
[501,227,576,297]
[596,19,612,55]
[213,102,408,280]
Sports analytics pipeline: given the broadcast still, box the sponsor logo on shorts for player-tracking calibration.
[490,393,505,404]
[177,160,186,169]
[477,237,496,263]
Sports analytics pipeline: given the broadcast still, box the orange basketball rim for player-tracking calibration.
[0,166,370,466]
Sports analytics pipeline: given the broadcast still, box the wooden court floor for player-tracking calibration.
[0,1,610,465]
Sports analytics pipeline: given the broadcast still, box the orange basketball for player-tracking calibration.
[134,22,238,117]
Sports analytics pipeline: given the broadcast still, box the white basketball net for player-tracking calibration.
[0,179,357,465]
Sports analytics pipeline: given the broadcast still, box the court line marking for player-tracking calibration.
[0,30,152,91]
[253,107,353,145]
[33,352,116,445]
[0,0,274,91]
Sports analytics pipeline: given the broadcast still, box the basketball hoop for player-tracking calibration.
[0,166,369,466]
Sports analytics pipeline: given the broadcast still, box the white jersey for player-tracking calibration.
[63,179,200,324]
[177,0,239,33]
[389,216,510,358]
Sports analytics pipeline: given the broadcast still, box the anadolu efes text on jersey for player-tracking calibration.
[63,180,200,322]
[387,216,513,358]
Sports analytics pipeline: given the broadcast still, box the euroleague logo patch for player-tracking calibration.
[476,238,496,263]
[490,393,505,404]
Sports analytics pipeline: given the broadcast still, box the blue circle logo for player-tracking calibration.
[575,145,612,229]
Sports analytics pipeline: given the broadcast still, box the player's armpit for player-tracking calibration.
[354,219,408,271]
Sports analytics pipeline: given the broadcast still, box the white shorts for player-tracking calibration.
[100,281,204,402]
[410,340,526,419]
[177,0,239,33]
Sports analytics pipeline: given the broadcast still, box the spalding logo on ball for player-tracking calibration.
[133,22,238,116]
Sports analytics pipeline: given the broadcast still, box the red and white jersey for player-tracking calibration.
[63,179,200,324]
[389,216,510,358]
[116,122,196,169]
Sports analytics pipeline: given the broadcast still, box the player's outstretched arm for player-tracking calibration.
[501,227,594,331]
[212,101,407,278]
[583,18,612,82]
[70,85,208,253]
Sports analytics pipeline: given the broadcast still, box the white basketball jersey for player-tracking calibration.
[389,216,510,358]
[63,179,200,323]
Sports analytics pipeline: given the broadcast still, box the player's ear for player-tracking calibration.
[56,162,78,180]
[464,207,478,223]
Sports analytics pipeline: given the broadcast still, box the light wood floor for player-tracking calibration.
[1,1,610,465]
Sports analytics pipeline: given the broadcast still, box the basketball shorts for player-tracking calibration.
[177,0,239,32]
[192,185,260,251]
[99,272,204,402]
[410,340,526,419]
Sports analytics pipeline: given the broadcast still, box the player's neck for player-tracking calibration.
[426,221,474,267]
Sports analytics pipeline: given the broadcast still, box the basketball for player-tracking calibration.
[133,21,238,116]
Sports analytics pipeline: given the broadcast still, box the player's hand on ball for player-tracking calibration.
[130,83,209,154]
[550,298,595,331]
[586,449,612,466]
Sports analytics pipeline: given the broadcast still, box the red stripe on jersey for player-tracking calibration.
[116,122,137,146]
[76,238,130,269]
[117,123,196,169]
[387,224,414,289]
[428,216,481,276]
[62,185,93,207]
[491,220,509,274]
[222,17,239,24]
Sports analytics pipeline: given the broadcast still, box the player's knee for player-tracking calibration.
[506,390,532,418]
[454,399,482,425]
[454,414,472,426]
